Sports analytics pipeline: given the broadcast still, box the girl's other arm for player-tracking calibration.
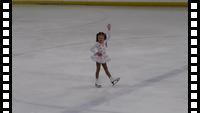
[90,44,97,53]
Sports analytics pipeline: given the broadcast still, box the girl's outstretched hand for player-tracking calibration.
[107,24,111,31]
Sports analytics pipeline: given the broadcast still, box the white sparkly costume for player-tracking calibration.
[90,31,111,63]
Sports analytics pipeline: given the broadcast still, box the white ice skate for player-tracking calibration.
[110,77,120,86]
[95,83,102,88]
[95,79,102,88]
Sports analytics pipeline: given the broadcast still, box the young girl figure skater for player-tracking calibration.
[90,24,120,88]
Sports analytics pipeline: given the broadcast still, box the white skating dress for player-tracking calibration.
[90,31,111,64]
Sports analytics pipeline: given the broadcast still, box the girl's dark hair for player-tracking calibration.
[96,32,107,42]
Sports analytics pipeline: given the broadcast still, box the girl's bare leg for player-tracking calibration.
[102,63,112,79]
[96,62,101,79]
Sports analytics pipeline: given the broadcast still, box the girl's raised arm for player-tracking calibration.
[106,24,111,41]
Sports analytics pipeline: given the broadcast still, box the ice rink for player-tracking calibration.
[13,5,187,113]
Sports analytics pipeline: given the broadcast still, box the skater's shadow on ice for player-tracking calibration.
[68,84,123,91]
[69,85,116,90]
[69,66,186,91]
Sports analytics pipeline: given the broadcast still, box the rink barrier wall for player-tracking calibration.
[1,0,12,113]
[12,1,187,7]
[188,0,199,113]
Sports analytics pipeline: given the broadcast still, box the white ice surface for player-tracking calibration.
[13,5,187,113]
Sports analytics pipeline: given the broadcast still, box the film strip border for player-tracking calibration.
[1,0,12,113]
[189,0,199,113]
[0,1,197,113]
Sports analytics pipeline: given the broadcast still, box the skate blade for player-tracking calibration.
[95,84,102,88]
[112,77,120,86]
